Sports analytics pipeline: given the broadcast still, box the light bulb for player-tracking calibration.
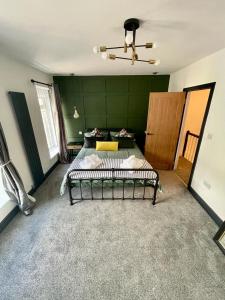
[149,59,160,65]
[101,52,108,60]
[93,46,99,54]
[108,54,116,60]
[145,42,159,49]
[125,32,133,45]
[73,106,79,119]
[152,42,158,48]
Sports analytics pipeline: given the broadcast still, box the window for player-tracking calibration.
[35,85,58,158]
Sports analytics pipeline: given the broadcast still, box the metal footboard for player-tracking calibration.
[67,168,159,206]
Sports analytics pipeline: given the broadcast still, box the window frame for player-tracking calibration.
[35,84,58,158]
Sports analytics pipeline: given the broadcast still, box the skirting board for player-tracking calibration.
[0,160,59,233]
[189,186,223,227]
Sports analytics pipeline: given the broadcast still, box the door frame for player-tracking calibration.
[176,82,216,188]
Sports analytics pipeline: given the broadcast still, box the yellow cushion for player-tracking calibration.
[96,141,118,151]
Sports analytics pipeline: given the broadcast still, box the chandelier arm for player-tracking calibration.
[132,28,137,66]
[133,29,136,45]
[124,30,127,53]
[106,44,150,50]
[115,57,154,63]
[131,44,135,65]
[135,44,150,48]
[124,43,128,53]
[115,56,132,61]
[106,46,127,50]
[136,59,150,63]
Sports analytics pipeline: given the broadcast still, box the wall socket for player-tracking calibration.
[203,180,211,189]
[207,133,213,140]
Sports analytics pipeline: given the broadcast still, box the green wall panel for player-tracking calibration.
[64,117,85,141]
[128,94,148,117]
[54,75,170,148]
[107,117,127,129]
[82,77,105,93]
[106,77,128,93]
[85,115,107,129]
[150,76,170,92]
[106,95,128,116]
[84,94,106,115]
[128,117,147,132]
[128,76,150,92]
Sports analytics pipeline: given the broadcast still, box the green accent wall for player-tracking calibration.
[54,75,170,149]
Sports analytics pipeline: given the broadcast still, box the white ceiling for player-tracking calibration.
[0,0,225,75]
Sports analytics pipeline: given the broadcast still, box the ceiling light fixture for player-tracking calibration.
[93,18,160,66]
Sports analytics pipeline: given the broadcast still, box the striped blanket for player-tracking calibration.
[60,158,157,195]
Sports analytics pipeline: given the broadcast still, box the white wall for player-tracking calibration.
[169,48,225,221]
[0,52,57,221]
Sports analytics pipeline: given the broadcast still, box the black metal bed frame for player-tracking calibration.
[67,168,159,206]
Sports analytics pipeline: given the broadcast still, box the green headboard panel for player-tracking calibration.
[53,75,170,149]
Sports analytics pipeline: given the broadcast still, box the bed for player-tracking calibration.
[61,143,159,205]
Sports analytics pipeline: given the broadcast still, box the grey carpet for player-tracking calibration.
[0,165,224,300]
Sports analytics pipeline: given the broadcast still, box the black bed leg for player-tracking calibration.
[152,184,158,205]
[68,184,73,205]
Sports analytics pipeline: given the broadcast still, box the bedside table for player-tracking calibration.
[67,142,83,162]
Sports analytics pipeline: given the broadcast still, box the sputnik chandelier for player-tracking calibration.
[93,18,160,66]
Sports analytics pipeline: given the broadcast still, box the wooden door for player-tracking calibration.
[145,92,185,170]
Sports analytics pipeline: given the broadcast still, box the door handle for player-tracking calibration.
[145,131,154,136]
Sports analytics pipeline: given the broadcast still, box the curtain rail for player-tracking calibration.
[31,79,52,87]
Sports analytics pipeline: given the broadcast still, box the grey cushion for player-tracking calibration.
[84,130,108,148]
[110,131,135,148]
